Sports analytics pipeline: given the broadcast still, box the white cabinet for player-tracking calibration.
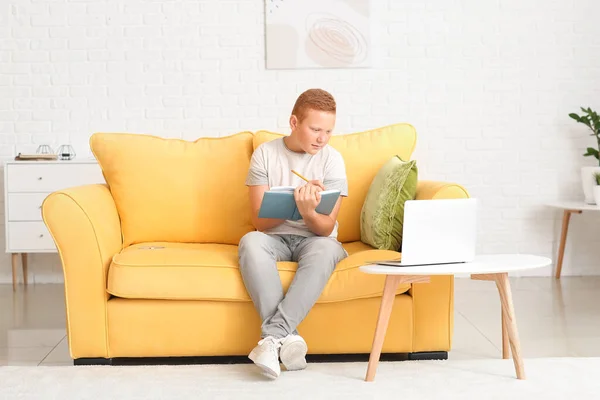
[3,159,105,289]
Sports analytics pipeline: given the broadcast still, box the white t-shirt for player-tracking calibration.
[245,137,348,238]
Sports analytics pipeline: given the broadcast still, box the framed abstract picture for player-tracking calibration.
[265,0,371,69]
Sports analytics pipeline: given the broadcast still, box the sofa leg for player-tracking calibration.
[407,351,448,361]
[74,358,113,366]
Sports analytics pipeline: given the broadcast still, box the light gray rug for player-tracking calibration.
[2,358,599,399]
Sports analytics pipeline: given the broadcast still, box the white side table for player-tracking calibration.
[359,254,551,382]
[546,201,600,279]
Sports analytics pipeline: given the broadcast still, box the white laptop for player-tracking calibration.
[373,198,478,267]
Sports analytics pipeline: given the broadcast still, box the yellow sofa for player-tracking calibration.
[41,123,469,365]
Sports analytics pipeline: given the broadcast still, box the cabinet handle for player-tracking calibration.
[39,234,44,238]
[37,177,42,180]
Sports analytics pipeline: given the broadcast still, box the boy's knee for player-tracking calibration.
[238,231,274,269]
[320,238,346,256]
[302,238,347,268]
[239,231,266,251]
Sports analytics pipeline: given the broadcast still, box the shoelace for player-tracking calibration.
[258,336,282,352]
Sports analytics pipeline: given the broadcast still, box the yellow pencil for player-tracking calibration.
[291,169,310,183]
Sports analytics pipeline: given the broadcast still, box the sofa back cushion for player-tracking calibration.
[253,123,417,242]
[90,132,255,247]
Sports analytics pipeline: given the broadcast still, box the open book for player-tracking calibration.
[258,186,341,221]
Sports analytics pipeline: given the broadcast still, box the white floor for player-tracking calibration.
[2,277,600,366]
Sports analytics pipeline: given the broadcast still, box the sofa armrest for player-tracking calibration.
[416,180,470,200]
[42,184,122,359]
[410,180,468,351]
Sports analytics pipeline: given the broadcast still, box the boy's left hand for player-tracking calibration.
[294,183,322,218]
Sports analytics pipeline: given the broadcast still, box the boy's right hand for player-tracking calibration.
[308,180,325,191]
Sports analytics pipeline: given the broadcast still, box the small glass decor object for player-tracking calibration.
[36,145,54,154]
[57,144,76,160]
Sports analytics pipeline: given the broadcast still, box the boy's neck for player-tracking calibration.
[283,134,305,154]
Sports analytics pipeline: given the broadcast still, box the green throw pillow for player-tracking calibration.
[360,156,418,251]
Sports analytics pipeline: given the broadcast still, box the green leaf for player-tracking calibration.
[584,147,600,158]
[571,107,600,135]
[581,117,592,128]
[591,112,600,132]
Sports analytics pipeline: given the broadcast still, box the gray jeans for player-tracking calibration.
[238,231,348,339]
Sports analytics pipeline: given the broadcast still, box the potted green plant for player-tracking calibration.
[569,107,600,204]
[594,172,600,207]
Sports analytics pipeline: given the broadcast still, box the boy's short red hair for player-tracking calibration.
[291,89,336,122]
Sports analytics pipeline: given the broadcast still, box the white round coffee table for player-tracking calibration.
[359,254,551,382]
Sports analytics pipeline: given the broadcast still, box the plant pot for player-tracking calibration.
[594,186,600,207]
[581,166,600,204]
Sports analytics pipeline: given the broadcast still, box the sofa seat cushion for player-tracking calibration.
[107,241,410,302]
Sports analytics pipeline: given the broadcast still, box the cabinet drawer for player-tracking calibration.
[8,222,55,251]
[6,163,104,193]
[7,193,48,221]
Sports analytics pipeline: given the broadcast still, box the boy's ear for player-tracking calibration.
[289,115,298,130]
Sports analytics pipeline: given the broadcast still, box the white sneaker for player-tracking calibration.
[248,336,282,378]
[279,334,308,371]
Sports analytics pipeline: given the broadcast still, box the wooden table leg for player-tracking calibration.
[500,307,510,359]
[365,274,430,382]
[11,253,18,291]
[494,273,525,379]
[555,209,581,279]
[21,253,28,286]
[472,273,520,373]
[365,275,401,382]
[501,308,509,359]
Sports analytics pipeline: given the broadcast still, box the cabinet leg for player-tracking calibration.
[11,253,18,291]
[21,253,28,286]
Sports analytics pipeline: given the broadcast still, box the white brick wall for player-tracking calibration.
[1,0,599,283]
